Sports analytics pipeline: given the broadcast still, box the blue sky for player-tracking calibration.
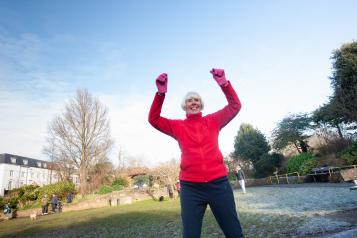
[1,0,356,166]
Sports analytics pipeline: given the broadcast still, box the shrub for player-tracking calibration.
[2,196,19,209]
[112,184,124,191]
[254,153,284,178]
[21,185,40,201]
[38,181,76,201]
[2,182,75,210]
[284,153,316,174]
[299,159,319,175]
[112,177,130,187]
[98,185,113,194]
[339,142,357,165]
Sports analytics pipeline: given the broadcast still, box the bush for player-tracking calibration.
[112,177,130,187]
[3,185,40,208]
[112,184,124,191]
[1,181,76,210]
[21,185,40,201]
[254,153,284,178]
[339,142,357,165]
[9,185,40,203]
[2,196,19,209]
[98,185,114,194]
[284,153,316,174]
[299,159,319,175]
[38,181,76,201]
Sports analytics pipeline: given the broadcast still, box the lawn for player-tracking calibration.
[1,184,356,238]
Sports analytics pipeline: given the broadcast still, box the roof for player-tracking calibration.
[0,153,53,169]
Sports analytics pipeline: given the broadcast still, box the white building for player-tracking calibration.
[0,153,60,197]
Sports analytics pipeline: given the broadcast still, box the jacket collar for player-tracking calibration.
[186,112,202,120]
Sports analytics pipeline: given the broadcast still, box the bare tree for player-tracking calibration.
[43,137,56,184]
[43,136,74,183]
[44,89,113,195]
[87,157,115,193]
[150,158,180,186]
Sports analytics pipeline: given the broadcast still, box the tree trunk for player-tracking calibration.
[293,141,302,153]
[79,162,88,195]
[335,123,344,140]
[299,140,309,153]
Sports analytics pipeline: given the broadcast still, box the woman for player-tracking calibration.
[235,165,246,194]
[41,194,49,215]
[148,68,244,238]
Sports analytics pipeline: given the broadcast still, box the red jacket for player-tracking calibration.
[148,82,241,182]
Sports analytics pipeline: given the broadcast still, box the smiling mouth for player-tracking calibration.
[190,106,199,111]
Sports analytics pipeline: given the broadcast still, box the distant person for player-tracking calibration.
[235,165,246,194]
[57,200,63,213]
[66,192,73,203]
[149,69,244,238]
[41,194,49,215]
[3,203,11,218]
[175,180,181,196]
[51,194,58,212]
[167,184,174,198]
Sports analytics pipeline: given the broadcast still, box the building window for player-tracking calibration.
[8,181,12,190]
[11,157,16,164]
[21,172,25,177]
[23,159,28,165]
[37,173,40,179]
[43,163,47,168]
[37,162,41,167]
[9,170,14,177]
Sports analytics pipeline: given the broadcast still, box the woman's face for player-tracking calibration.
[185,97,202,114]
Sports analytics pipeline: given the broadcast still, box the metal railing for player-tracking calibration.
[267,164,357,185]
[267,172,301,184]
[327,164,357,176]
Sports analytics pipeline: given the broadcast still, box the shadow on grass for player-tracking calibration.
[2,211,179,238]
[0,198,306,238]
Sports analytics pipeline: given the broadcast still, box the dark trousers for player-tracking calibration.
[180,176,244,238]
[51,203,57,212]
[42,205,48,214]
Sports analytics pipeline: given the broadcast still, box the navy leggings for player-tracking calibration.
[180,176,244,238]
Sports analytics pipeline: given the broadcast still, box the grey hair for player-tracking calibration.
[181,91,204,111]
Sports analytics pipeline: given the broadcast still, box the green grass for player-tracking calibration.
[0,197,304,238]
[0,199,189,238]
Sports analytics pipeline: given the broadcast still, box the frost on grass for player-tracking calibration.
[234,184,357,237]
[297,217,350,236]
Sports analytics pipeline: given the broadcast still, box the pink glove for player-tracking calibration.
[210,68,228,86]
[155,73,168,93]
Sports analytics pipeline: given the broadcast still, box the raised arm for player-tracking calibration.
[155,73,168,95]
[209,68,242,129]
[148,73,176,138]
